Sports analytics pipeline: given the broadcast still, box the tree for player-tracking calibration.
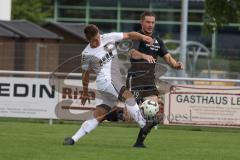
[204,0,240,33]
[12,0,53,24]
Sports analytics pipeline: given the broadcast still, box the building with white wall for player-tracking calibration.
[0,0,12,20]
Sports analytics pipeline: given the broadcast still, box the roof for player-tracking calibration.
[0,20,62,40]
[0,26,19,38]
[45,22,87,42]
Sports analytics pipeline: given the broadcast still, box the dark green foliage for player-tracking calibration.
[12,0,53,24]
[204,0,240,33]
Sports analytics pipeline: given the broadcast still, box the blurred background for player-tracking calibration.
[0,0,239,84]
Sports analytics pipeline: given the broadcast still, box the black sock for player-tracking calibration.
[135,128,146,145]
[135,122,155,145]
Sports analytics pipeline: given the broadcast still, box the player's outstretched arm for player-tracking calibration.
[123,32,153,44]
[163,53,184,70]
[81,70,91,105]
[129,49,156,63]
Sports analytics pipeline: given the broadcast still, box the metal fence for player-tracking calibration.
[0,42,239,81]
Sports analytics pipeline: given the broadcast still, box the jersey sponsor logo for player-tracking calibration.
[146,38,160,51]
[99,52,114,66]
[99,42,116,66]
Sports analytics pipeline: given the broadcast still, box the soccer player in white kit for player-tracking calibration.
[64,24,153,145]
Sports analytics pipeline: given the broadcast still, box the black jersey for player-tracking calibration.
[128,30,168,86]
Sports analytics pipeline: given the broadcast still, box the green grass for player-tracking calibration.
[1,121,240,160]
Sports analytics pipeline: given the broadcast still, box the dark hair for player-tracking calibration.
[140,11,156,20]
[84,24,99,40]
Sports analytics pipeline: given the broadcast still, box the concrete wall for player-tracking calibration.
[0,0,12,20]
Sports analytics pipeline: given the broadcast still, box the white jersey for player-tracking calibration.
[81,32,124,91]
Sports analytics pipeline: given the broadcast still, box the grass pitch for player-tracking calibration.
[1,121,240,160]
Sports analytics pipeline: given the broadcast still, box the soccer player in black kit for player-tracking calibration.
[127,11,184,148]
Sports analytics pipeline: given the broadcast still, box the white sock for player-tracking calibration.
[125,98,146,128]
[72,118,99,142]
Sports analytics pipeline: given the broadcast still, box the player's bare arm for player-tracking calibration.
[123,32,153,44]
[163,53,184,70]
[129,49,156,63]
[81,70,90,105]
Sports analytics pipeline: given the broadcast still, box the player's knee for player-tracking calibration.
[119,87,134,102]
[123,90,135,99]
[94,104,110,122]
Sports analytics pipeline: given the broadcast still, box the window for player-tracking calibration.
[188,25,211,48]
[121,23,141,32]
[90,22,117,32]
[155,12,181,21]
[58,9,85,18]
[90,0,117,7]
[121,0,149,8]
[151,0,181,9]
[90,10,117,19]
[58,0,86,6]
[189,12,203,22]
[121,11,143,20]
[188,1,204,10]
[155,24,180,39]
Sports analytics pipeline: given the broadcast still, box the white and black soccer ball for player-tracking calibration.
[139,100,159,119]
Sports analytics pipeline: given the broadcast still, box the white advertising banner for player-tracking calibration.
[0,77,58,119]
[0,77,97,120]
[164,85,240,126]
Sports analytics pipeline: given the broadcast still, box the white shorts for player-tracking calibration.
[95,80,124,108]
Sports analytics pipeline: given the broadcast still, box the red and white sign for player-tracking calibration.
[0,77,98,120]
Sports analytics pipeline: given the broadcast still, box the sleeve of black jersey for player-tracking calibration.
[157,38,168,57]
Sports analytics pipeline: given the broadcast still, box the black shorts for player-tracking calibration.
[131,86,158,103]
[126,76,159,104]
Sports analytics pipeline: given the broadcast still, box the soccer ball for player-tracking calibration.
[139,100,159,119]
